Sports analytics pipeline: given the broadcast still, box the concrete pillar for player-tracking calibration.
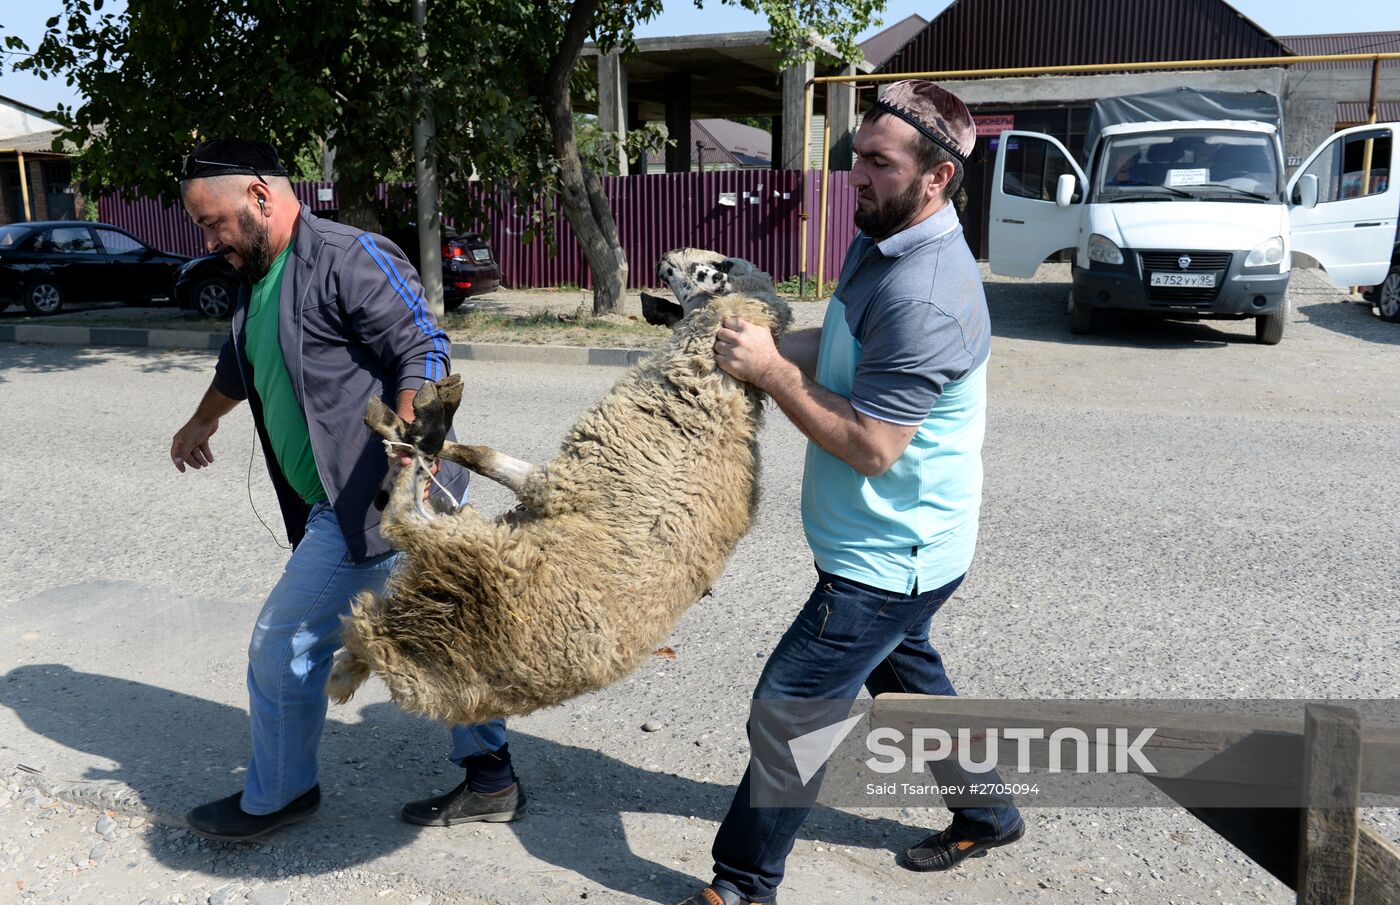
[598,50,629,176]
[770,115,784,169]
[828,64,856,171]
[781,58,814,170]
[664,73,692,174]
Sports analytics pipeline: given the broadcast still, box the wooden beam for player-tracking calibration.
[1298,705,1362,904]
[17,151,33,222]
[1354,826,1400,905]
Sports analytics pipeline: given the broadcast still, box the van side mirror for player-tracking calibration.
[1055,173,1077,208]
[1294,173,1318,209]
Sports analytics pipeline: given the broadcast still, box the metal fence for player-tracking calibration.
[98,171,857,291]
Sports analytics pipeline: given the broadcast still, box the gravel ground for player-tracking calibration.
[2,265,1399,904]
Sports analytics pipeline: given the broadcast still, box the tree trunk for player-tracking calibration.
[537,0,628,315]
[336,171,382,235]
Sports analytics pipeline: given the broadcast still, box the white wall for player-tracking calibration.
[0,100,59,141]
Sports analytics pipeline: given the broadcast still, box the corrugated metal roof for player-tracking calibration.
[859,14,930,68]
[876,0,1292,75]
[1337,101,1400,123]
[0,128,71,155]
[696,118,772,162]
[1277,32,1400,69]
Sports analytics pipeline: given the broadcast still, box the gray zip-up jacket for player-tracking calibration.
[212,204,468,562]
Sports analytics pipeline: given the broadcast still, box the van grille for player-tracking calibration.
[1139,251,1232,305]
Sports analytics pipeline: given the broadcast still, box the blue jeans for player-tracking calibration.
[710,569,1022,902]
[242,502,507,814]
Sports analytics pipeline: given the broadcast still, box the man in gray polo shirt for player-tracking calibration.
[677,81,1022,905]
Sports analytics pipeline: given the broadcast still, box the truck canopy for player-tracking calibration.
[1084,88,1283,156]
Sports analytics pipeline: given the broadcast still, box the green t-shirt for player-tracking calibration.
[244,246,328,505]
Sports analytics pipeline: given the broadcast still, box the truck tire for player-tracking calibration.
[1377,265,1400,323]
[1255,307,1286,345]
[1070,301,1094,335]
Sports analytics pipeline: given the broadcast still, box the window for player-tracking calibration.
[0,225,29,248]
[1298,128,1393,204]
[1000,136,1079,202]
[45,226,97,253]
[1097,130,1280,200]
[95,228,145,255]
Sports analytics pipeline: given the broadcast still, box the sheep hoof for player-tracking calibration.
[327,649,370,704]
[405,376,463,457]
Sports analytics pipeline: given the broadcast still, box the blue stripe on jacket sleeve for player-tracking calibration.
[355,234,450,381]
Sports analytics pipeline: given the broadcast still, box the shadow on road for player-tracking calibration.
[1,664,914,902]
[984,281,1245,348]
[0,341,212,385]
[1296,300,1400,346]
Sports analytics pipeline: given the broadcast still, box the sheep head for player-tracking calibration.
[657,249,778,315]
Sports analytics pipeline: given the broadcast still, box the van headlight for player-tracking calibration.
[1244,236,1285,270]
[1087,233,1124,266]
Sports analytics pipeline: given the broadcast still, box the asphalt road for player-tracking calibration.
[2,266,1399,904]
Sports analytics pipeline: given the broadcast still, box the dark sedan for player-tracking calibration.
[174,253,242,318]
[0,221,189,315]
[172,217,500,319]
[385,225,501,311]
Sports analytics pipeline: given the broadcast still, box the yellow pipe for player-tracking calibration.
[798,79,813,295]
[816,89,833,299]
[809,51,1400,85]
[16,151,33,221]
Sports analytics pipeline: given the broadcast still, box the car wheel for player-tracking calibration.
[1255,306,1286,345]
[194,277,235,318]
[1377,266,1400,323]
[23,279,64,315]
[1070,300,1093,335]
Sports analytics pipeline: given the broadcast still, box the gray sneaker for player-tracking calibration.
[401,779,525,826]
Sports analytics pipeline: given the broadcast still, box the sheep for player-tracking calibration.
[327,249,793,726]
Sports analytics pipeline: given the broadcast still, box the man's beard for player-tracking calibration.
[234,207,275,283]
[854,176,925,241]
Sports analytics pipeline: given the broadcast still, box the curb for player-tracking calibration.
[0,324,654,368]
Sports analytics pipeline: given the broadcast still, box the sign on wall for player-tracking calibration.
[973,115,1016,137]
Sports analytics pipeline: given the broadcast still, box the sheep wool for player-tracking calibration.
[328,249,793,726]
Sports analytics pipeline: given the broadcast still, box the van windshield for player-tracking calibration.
[1096,130,1281,202]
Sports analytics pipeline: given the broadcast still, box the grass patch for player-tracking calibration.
[774,275,823,301]
[440,307,671,348]
[33,303,675,349]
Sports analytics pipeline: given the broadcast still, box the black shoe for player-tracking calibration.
[401,779,525,826]
[676,887,771,905]
[902,820,1025,872]
[186,785,320,842]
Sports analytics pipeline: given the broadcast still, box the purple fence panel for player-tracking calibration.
[803,170,857,285]
[98,170,858,289]
[100,194,204,257]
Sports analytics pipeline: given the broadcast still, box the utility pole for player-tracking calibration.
[413,0,444,318]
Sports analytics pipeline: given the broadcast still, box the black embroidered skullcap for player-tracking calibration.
[871,80,976,162]
[182,138,289,182]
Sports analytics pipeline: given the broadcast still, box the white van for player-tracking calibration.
[988,114,1400,344]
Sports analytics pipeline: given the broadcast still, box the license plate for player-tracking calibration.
[470,248,491,263]
[1150,272,1216,288]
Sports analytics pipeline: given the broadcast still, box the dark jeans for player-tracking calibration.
[709,569,1022,902]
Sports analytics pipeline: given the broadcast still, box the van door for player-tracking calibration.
[1287,122,1400,288]
[988,131,1086,277]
